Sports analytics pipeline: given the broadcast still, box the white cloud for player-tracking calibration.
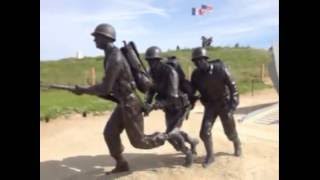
[40,0,169,60]
[197,0,278,25]
[175,0,278,47]
[40,0,278,60]
[41,0,169,23]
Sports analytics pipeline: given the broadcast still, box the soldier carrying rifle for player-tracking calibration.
[42,24,170,175]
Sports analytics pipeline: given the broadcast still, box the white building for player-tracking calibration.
[76,51,83,59]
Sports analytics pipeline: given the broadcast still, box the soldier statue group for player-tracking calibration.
[70,23,242,174]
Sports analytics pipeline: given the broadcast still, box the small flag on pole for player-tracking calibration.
[201,4,213,11]
[192,4,213,16]
[192,8,200,16]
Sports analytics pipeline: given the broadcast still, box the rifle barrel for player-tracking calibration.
[40,84,76,91]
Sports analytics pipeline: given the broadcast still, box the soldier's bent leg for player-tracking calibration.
[103,106,129,174]
[122,99,167,149]
[168,132,194,167]
[200,107,219,168]
[180,131,199,155]
[168,138,182,151]
[164,110,183,151]
[168,108,199,155]
[164,109,194,166]
[219,109,242,157]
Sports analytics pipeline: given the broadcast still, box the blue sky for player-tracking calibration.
[40,0,279,60]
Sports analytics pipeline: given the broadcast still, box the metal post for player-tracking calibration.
[251,79,254,96]
[91,67,96,85]
[260,64,265,81]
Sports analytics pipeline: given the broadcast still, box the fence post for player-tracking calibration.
[91,67,96,85]
[260,64,265,81]
[251,79,255,96]
[85,70,89,85]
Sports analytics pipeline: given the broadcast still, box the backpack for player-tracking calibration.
[120,41,152,93]
[164,56,193,98]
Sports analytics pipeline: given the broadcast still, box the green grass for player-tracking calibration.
[40,57,105,85]
[40,47,273,120]
[237,80,272,94]
[40,89,115,121]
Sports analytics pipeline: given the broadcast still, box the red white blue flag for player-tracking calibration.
[192,4,213,16]
[201,4,213,11]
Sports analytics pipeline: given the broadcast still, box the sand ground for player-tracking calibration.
[40,88,279,180]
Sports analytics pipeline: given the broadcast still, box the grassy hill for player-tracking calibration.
[40,47,273,121]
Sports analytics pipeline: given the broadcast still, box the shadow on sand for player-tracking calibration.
[40,153,185,180]
[40,151,237,180]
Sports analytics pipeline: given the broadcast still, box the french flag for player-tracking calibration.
[192,8,201,16]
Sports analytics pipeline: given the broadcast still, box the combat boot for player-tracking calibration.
[201,138,215,168]
[190,138,199,155]
[184,150,194,167]
[105,160,130,175]
[233,138,242,157]
[202,154,215,168]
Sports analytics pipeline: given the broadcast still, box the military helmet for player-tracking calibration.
[91,23,116,41]
[192,47,208,60]
[145,46,162,60]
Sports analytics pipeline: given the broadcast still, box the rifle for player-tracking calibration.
[126,82,154,116]
[40,83,77,91]
[40,82,119,103]
[127,41,150,79]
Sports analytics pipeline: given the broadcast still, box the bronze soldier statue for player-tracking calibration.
[201,36,213,48]
[190,47,242,168]
[71,24,168,174]
[144,46,199,167]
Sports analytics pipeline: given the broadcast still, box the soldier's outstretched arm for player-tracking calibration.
[223,66,239,110]
[190,71,200,108]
